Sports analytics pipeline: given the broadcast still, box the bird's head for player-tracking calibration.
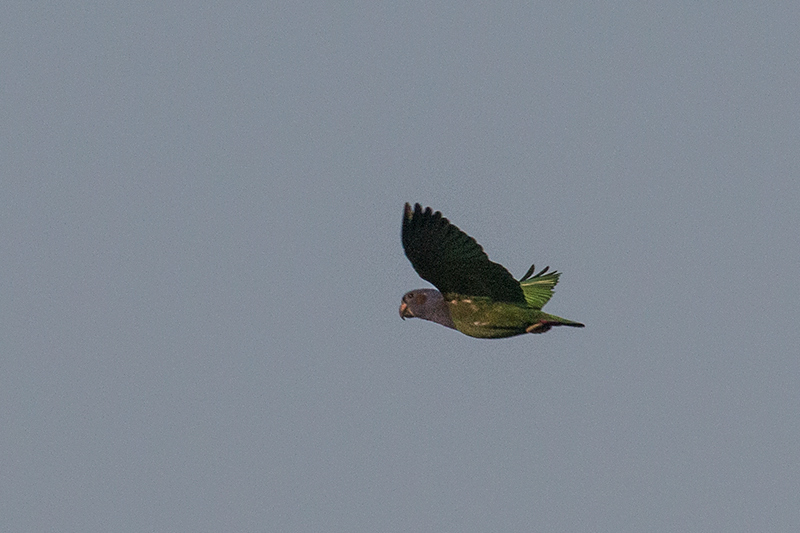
[400,289,431,319]
[399,289,455,329]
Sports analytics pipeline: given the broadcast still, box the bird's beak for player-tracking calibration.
[399,302,413,320]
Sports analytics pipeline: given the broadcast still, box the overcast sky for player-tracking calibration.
[3,3,799,532]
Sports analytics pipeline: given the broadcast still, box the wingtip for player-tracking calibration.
[519,264,554,282]
[405,202,433,221]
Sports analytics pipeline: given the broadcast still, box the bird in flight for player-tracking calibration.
[400,203,584,338]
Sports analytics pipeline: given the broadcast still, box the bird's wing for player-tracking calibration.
[518,265,561,309]
[402,203,526,304]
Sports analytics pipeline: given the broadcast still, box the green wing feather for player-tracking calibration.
[402,203,526,304]
[518,265,561,309]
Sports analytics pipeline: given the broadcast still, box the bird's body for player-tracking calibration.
[447,296,581,339]
[399,203,584,339]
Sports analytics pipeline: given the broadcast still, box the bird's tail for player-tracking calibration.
[525,313,585,334]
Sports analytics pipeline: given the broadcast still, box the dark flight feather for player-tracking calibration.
[402,203,526,304]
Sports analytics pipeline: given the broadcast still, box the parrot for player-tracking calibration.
[399,203,584,338]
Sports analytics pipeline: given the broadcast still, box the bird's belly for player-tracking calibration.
[446,298,538,339]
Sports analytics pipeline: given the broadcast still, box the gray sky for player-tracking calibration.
[3,3,799,532]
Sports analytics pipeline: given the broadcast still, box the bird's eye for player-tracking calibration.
[406,292,413,301]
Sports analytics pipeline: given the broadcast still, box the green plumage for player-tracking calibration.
[401,203,584,339]
[446,297,582,339]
